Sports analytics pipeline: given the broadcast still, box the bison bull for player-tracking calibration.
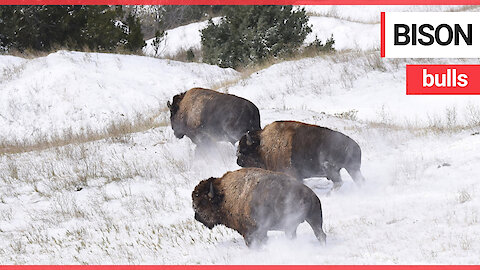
[167,88,261,145]
[192,168,326,247]
[237,121,365,190]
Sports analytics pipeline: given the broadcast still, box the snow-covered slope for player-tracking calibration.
[302,5,480,24]
[143,11,383,58]
[1,49,480,264]
[143,5,480,57]
[143,18,221,58]
[306,17,379,51]
[226,53,480,127]
[0,51,238,146]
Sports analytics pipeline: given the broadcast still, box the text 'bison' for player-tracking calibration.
[237,121,365,190]
[167,88,261,145]
[192,168,326,247]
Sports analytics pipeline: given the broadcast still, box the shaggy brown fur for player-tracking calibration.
[167,88,260,145]
[237,121,365,190]
[192,168,326,247]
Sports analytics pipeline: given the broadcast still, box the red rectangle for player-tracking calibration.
[381,12,385,58]
[406,65,480,95]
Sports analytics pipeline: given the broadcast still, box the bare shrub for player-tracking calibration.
[7,160,19,180]
[334,109,358,121]
[163,47,202,63]
[53,195,89,220]
[460,235,472,250]
[456,189,472,204]
[465,104,480,127]
[445,106,458,128]
[365,53,387,72]
[1,62,26,82]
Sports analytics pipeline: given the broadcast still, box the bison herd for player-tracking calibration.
[168,87,365,247]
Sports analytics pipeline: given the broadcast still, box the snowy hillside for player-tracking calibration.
[1,48,480,264]
[143,5,480,58]
[143,10,382,58]
[306,17,379,51]
[302,5,480,23]
[226,52,480,127]
[0,51,237,147]
[143,18,221,58]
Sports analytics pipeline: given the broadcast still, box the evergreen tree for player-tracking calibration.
[0,5,145,53]
[81,6,126,51]
[201,6,312,69]
[125,14,146,52]
[305,35,335,54]
[186,48,195,62]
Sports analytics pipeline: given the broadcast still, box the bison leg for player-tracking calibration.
[285,227,297,239]
[191,134,213,146]
[326,167,343,191]
[347,168,366,184]
[244,230,268,248]
[306,201,326,245]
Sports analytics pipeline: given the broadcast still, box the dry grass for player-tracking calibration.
[457,190,472,204]
[1,62,27,82]
[4,48,52,59]
[163,47,202,63]
[210,61,275,92]
[212,50,354,91]
[3,44,145,59]
[342,103,480,138]
[306,10,380,24]
[0,108,169,155]
[362,118,479,136]
[334,110,358,121]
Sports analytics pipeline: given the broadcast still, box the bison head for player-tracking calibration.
[237,131,263,168]
[192,177,223,229]
[167,92,186,139]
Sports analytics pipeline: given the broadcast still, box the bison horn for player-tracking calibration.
[167,100,172,109]
[208,182,215,198]
[246,132,253,146]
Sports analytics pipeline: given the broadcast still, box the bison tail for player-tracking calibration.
[306,199,327,245]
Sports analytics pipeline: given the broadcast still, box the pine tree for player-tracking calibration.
[0,5,145,53]
[305,34,335,54]
[125,14,146,52]
[201,6,312,69]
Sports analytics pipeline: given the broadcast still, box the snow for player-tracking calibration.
[1,5,480,265]
[143,13,382,57]
[143,18,221,58]
[302,5,480,24]
[227,53,480,127]
[142,6,480,55]
[306,17,379,51]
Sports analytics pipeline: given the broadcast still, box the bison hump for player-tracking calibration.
[179,89,217,129]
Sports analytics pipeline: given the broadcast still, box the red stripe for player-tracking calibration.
[2,266,480,269]
[380,12,385,58]
[1,0,480,4]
